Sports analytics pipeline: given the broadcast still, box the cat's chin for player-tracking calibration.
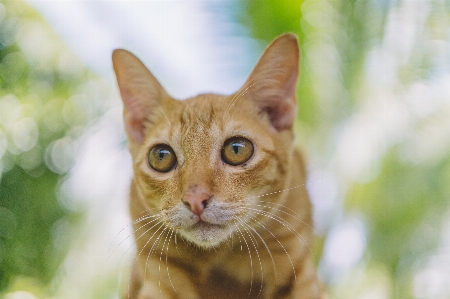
[178,222,230,248]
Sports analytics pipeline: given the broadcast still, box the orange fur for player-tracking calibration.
[113,34,326,299]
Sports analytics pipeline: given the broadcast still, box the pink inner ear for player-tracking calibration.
[113,49,167,144]
[268,98,297,131]
[241,34,300,132]
[259,91,296,131]
[253,69,298,131]
[124,109,146,143]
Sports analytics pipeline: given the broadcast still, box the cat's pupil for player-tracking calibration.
[159,150,166,160]
[233,144,240,154]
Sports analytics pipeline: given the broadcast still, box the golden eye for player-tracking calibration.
[222,137,254,166]
[148,144,177,172]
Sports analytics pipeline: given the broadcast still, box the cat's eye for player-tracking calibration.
[221,137,254,166]
[148,144,177,172]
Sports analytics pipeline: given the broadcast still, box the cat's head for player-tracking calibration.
[113,34,300,248]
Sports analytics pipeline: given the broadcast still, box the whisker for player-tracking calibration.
[235,216,264,299]
[113,216,163,271]
[224,81,258,118]
[239,214,278,284]
[165,229,178,294]
[114,215,162,253]
[157,227,172,297]
[243,210,298,282]
[125,218,166,299]
[242,206,315,260]
[100,214,161,281]
[230,222,245,252]
[112,216,162,259]
[245,206,309,243]
[249,216,297,280]
[253,201,315,232]
[232,216,254,298]
[132,219,165,263]
[245,184,304,202]
[158,106,172,127]
[145,225,170,277]
[173,229,183,257]
[224,72,269,118]
[106,209,159,255]
[126,220,165,299]
[244,174,328,203]
[225,219,239,251]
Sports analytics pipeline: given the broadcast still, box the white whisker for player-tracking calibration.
[126,219,165,298]
[158,106,172,127]
[239,214,278,283]
[157,227,172,296]
[146,225,169,277]
[255,201,315,232]
[232,216,255,298]
[223,73,268,118]
[165,229,178,294]
[242,206,315,261]
[235,216,264,299]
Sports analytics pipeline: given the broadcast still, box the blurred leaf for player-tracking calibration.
[347,151,450,296]
[238,0,450,298]
[0,0,90,293]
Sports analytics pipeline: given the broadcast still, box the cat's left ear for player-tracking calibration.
[243,33,299,131]
[112,49,168,143]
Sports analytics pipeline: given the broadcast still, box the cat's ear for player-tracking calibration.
[112,49,168,143]
[243,33,299,131]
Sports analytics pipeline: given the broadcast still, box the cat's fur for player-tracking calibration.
[113,33,326,299]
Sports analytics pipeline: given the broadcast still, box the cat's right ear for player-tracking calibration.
[241,33,299,132]
[112,49,168,143]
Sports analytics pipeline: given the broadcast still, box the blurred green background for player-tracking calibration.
[0,0,449,298]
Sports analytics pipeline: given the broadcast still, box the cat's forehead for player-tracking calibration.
[177,94,233,142]
[177,94,259,135]
[180,94,226,123]
[147,93,268,146]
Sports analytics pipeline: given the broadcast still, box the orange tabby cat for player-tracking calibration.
[113,33,326,299]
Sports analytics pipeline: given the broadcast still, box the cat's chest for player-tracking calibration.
[169,238,277,296]
[198,267,263,299]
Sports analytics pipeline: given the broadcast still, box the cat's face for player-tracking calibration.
[130,94,292,247]
[113,34,300,248]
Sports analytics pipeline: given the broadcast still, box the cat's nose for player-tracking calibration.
[182,192,211,216]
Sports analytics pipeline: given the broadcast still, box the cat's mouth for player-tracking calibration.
[192,219,225,229]
[178,218,231,248]
[165,203,236,247]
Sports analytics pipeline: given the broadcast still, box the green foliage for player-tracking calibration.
[237,0,321,126]
[236,0,386,128]
[347,152,450,296]
[240,0,304,39]
[0,0,90,294]
[238,0,450,298]
[0,167,66,289]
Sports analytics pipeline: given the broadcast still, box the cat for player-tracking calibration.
[112,33,326,299]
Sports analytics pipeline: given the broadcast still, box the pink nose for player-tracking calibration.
[182,191,211,216]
